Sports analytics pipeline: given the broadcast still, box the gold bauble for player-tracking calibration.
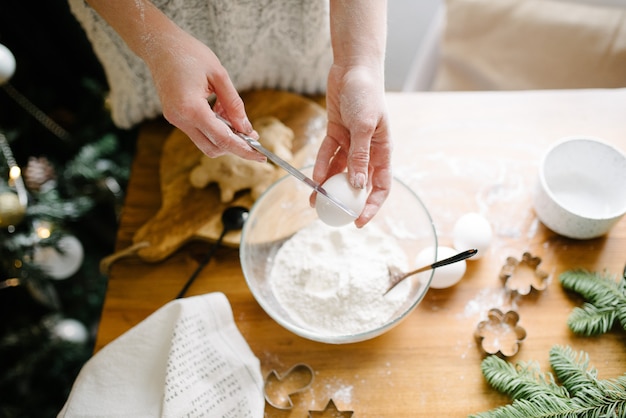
[0,192,26,227]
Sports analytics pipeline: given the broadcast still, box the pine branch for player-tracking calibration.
[479,355,569,401]
[567,304,617,336]
[560,269,624,305]
[471,345,626,418]
[549,346,604,402]
[559,269,626,336]
[470,398,579,418]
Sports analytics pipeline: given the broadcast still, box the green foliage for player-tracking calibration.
[559,269,626,336]
[471,345,626,418]
[0,3,138,415]
[25,190,94,221]
[0,316,93,418]
[63,133,130,183]
[0,125,132,416]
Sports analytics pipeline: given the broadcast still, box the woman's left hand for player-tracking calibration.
[312,63,392,227]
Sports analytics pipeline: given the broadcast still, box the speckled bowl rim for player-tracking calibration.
[538,136,626,221]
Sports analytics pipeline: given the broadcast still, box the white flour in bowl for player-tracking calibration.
[269,220,411,336]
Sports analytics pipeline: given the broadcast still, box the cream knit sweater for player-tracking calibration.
[68,0,332,128]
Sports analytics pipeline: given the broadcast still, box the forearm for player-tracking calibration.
[84,0,181,65]
[329,0,387,70]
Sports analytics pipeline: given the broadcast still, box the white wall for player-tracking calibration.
[385,0,442,91]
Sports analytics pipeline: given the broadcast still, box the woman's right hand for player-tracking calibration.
[144,28,265,162]
[86,0,264,162]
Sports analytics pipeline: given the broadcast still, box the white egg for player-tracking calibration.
[315,172,367,227]
[452,212,492,260]
[0,44,16,85]
[415,246,466,289]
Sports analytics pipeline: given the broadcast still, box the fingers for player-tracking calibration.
[310,123,349,208]
[312,124,348,182]
[345,136,392,228]
[355,119,393,226]
[354,164,392,228]
[211,73,255,136]
[311,113,392,227]
[168,97,265,162]
[162,70,265,161]
[346,125,373,190]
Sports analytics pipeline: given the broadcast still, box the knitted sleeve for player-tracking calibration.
[67,0,332,128]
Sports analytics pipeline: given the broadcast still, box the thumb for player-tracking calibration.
[347,131,371,189]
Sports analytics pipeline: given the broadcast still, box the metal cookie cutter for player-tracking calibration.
[308,399,354,417]
[474,308,527,357]
[264,363,315,410]
[499,252,549,296]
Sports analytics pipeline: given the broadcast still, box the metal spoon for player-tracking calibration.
[175,206,249,299]
[384,248,478,295]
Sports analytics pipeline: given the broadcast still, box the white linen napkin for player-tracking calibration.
[58,292,264,417]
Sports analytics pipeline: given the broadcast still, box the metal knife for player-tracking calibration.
[216,115,358,219]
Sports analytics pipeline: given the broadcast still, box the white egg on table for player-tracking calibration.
[452,212,492,260]
[315,172,367,227]
[416,246,467,289]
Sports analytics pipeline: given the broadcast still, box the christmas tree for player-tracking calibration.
[0,2,136,416]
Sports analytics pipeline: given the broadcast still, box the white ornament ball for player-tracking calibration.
[53,318,89,344]
[315,172,367,227]
[0,43,16,85]
[452,212,492,260]
[33,234,84,280]
[416,246,467,289]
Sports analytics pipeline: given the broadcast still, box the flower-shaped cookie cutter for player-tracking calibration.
[264,363,315,410]
[499,252,549,295]
[475,308,527,357]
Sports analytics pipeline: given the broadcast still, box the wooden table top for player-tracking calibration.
[96,88,626,417]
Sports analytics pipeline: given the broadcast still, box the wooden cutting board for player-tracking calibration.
[132,90,326,262]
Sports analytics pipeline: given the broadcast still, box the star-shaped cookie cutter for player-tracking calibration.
[308,399,354,418]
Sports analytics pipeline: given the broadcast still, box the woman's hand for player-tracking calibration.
[314,0,391,227]
[145,27,264,162]
[85,0,264,162]
[313,63,392,227]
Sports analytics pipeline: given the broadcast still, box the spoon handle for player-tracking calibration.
[430,248,478,270]
[385,248,478,295]
[401,248,477,279]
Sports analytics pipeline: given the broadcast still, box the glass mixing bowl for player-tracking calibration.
[240,168,437,344]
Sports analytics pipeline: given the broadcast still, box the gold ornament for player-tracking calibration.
[0,191,26,227]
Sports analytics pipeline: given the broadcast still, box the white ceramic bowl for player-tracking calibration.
[533,137,626,239]
[240,168,437,344]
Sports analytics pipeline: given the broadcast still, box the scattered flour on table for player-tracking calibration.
[269,220,410,335]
